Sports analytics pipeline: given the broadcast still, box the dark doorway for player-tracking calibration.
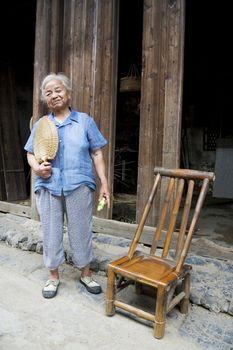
[182,0,233,245]
[0,1,36,201]
[113,0,143,223]
[182,0,233,171]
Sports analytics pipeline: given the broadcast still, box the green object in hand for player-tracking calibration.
[97,197,106,211]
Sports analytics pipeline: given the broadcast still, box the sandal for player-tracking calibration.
[80,276,102,294]
[42,279,60,299]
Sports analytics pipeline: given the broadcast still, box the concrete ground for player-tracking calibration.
[0,199,233,350]
[0,242,233,350]
[0,195,233,350]
[195,196,233,245]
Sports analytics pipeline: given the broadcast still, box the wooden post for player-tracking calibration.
[137,0,185,225]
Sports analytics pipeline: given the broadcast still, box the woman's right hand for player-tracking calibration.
[27,152,52,179]
[35,161,52,178]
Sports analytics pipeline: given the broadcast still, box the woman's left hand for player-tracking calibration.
[91,148,111,210]
[99,183,111,209]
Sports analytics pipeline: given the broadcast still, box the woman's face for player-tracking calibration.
[44,79,71,112]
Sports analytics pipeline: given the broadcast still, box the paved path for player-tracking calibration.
[1,242,233,350]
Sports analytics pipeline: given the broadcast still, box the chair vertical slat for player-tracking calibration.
[162,179,184,258]
[175,178,210,273]
[175,180,194,259]
[128,173,161,258]
[150,177,175,255]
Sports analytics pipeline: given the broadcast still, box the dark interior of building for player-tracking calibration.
[183,0,233,136]
[112,0,143,221]
[113,0,143,192]
[113,0,233,222]
[182,0,233,214]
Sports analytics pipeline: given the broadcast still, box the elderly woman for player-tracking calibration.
[24,73,110,298]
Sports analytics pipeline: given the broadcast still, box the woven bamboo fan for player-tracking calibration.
[120,63,141,92]
[34,116,59,163]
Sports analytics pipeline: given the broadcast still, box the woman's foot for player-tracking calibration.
[80,276,102,294]
[80,264,102,294]
[42,279,60,298]
[42,268,60,298]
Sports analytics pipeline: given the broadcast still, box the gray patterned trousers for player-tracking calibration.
[35,186,93,270]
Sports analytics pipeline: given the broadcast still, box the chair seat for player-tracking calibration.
[111,251,180,287]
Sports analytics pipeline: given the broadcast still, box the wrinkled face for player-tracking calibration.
[44,79,71,112]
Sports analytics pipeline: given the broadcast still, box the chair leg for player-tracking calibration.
[154,286,167,339]
[135,281,143,295]
[106,266,116,316]
[180,272,191,314]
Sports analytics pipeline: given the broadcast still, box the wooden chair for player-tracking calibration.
[106,167,215,339]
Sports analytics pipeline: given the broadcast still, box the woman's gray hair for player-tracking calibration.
[40,73,72,102]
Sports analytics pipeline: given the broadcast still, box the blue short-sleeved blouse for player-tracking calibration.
[24,109,107,196]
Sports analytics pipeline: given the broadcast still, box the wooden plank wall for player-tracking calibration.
[30,0,118,220]
[137,0,185,225]
[30,0,184,228]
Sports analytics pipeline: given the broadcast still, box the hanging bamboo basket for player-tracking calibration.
[120,64,141,93]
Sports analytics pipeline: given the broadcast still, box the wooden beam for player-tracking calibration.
[0,202,174,247]
[0,201,156,244]
[0,201,31,218]
[92,216,172,247]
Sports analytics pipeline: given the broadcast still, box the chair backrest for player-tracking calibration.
[127,167,215,274]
